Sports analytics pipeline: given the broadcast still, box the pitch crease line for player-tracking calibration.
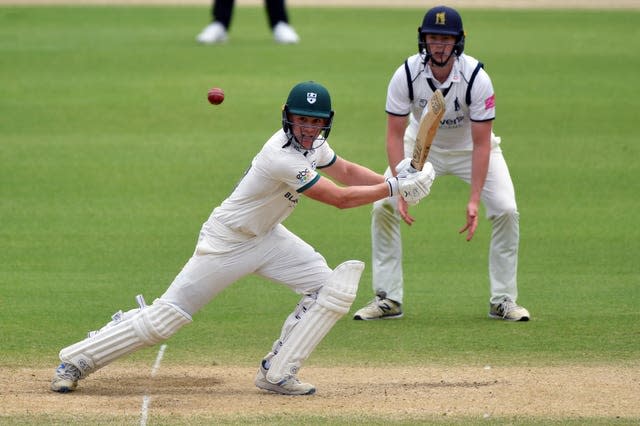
[140,344,167,426]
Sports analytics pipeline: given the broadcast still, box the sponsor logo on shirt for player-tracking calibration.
[296,168,312,184]
[485,94,495,110]
[284,191,299,205]
[440,114,465,129]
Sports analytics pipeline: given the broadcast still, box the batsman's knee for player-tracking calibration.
[317,260,364,314]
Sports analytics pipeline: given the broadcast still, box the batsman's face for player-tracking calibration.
[425,34,456,63]
[289,114,329,149]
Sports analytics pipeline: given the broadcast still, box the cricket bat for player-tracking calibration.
[410,89,446,171]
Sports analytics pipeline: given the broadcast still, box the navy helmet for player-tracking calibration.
[417,6,466,64]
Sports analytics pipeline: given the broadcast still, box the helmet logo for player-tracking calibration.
[435,12,446,25]
[306,92,317,104]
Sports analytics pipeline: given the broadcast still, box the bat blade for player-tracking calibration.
[411,89,446,171]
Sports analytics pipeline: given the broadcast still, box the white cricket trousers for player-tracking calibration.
[161,219,332,317]
[371,141,519,306]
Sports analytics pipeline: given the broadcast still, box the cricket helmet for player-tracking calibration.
[418,6,466,64]
[282,81,334,149]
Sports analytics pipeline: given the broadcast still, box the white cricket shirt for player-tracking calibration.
[208,129,336,237]
[386,53,496,152]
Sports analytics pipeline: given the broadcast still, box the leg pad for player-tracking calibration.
[59,299,191,378]
[266,260,364,382]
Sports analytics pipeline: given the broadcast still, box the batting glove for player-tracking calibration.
[396,162,435,205]
[395,157,417,175]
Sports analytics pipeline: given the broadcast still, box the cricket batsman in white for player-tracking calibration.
[50,81,435,395]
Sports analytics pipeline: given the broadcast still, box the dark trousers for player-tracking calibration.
[212,0,289,30]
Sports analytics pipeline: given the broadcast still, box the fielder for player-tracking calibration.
[353,6,530,321]
[51,81,435,396]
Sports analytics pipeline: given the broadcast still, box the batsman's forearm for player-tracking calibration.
[333,183,392,209]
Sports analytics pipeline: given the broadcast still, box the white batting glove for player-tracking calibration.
[395,157,417,175]
[396,162,435,205]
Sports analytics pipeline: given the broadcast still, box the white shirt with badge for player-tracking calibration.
[386,53,497,153]
[209,129,336,237]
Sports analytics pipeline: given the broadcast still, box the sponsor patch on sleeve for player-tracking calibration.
[484,94,496,110]
[296,168,313,185]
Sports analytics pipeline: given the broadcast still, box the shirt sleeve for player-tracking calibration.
[268,152,320,193]
[385,63,412,116]
[315,141,336,169]
[468,68,496,122]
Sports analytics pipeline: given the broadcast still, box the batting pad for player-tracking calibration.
[59,299,192,378]
[266,260,364,383]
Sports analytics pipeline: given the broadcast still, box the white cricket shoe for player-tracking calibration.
[196,21,228,44]
[489,300,530,321]
[353,292,403,320]
[51,362,81,393]
[255,362,315,395]
[272,22,300,44]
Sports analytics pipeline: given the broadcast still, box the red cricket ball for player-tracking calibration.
[207,87,225,105]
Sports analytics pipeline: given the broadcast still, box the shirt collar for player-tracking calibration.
[424,57,462,87]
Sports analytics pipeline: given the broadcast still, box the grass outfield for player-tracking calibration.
[1,5,639,423]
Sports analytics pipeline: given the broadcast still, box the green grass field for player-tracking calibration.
[1,5,639,424]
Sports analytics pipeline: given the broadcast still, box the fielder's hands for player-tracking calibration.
[459,200,479,241]
[386,161,435,206]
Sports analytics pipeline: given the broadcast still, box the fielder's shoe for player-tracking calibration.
[489,300,530,321]
[51,362,81,393]
[353,291,403,320]
[254,361,315,395]
[196,21,228,44]
[272,22,300,44]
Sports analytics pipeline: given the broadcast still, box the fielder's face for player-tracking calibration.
[425,34,456,64]
[289,114,329,150]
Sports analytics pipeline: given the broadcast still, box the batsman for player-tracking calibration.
[354,5,530,322]
[50,81,435,395]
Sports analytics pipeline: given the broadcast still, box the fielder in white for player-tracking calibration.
[50,81,435,395]
[353,6,530,322]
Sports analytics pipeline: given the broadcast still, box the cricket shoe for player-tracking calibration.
[51,362,81,393]
[489,300,530,321]
[272,22,300,44]
[196,21,228,44]
[254,361,315,395]
[353,291,403,320]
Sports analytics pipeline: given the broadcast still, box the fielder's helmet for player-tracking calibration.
[418,5,466,60]
[282,81,334,147]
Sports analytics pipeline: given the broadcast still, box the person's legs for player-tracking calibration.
[254,225,362,394]
[267,0,299,43]
[450,147,529,321]
[196,0,233,43]
[265,0,287,28]
[52,226,260,392]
